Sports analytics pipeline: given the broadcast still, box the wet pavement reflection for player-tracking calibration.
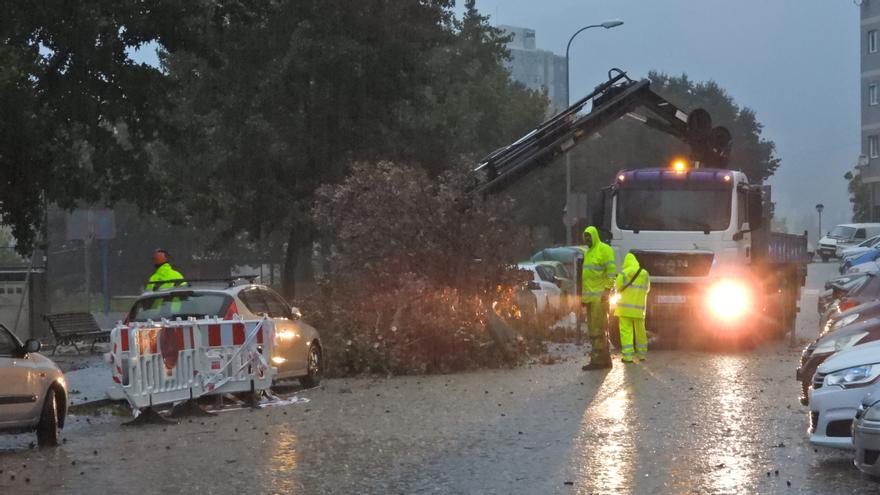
[0,263,877,494]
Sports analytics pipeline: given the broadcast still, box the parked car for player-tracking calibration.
[818,274,872,317]
[840,248,880,274]
[516,263,563,315]
[534,260,575,306]
[839,234,880,260]
[821,273,880,327]
[853,393,880,476]
[0,324,67,447]
[818,223,880,262]
[125,281,323,387]
[809,340,880,448]
[798,317,880,405]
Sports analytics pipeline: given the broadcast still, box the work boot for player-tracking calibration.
[621,359,634,364]
[582,362,612,371]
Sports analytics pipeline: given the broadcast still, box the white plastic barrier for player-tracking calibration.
[108,316,276,410]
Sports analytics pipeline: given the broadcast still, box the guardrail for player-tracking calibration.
[108,316,276,410]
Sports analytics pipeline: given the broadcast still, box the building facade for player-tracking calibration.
[862,0,880,220]
[499,25,568,115]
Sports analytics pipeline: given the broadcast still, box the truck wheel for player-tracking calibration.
[36,387,61,447]
[820,254,830,263]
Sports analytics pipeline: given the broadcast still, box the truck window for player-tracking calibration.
[737,190,748,229]
[856,228,867,239]
[617,188,732,232]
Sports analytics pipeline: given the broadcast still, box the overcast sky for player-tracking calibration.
[464,0,860,237]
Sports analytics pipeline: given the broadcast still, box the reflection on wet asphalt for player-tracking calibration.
[1,263,878,494]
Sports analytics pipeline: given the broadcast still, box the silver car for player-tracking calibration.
[127,281,323,387]
[0,324,67,446]
[854,394,880,475]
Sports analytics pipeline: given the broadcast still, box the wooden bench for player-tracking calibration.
[44,312,111,355]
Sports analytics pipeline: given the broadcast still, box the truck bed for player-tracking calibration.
[765,231,810,265]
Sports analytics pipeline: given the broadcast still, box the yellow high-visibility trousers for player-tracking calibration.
[619,317,648,362]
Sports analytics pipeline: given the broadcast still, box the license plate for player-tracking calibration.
[657,295,686,304]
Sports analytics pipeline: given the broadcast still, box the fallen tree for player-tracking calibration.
[305,162,533,375]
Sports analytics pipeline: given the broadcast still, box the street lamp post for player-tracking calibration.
[563,20,624,245]
[816,203,825,246]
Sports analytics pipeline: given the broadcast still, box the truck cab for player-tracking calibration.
[599,164,803,343]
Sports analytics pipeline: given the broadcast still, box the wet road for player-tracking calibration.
[1,262,876,494]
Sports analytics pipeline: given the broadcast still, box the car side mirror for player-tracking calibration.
[24,339,41,354]
[290,307,302,320]
[553,276,563,288]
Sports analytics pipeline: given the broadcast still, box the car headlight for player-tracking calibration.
[864,403,880,421]
[813,332,869,354]
[706,280,751,321]
[824,364,880,388]
[832,313,860,330]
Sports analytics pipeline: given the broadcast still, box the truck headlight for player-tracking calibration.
[609,293,621,308]
[813,332,868,354]
[706,280,751,321]
[824,364,880,388]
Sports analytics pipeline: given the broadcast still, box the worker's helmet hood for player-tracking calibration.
[153,249,169,266]
[622,252,640,278]
[583,226,601,246]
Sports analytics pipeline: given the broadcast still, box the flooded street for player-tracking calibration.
[1,263,875,494]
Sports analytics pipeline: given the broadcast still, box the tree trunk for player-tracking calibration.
[282,229,301,300]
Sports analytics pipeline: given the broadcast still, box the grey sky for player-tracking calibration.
[468,0,860,238]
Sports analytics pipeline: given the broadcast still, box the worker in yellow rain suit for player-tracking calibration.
[581,226,617,370]
[615,252,650,363]
[146,249,186,291]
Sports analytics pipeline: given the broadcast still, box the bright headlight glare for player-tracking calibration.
[824,364,880,388]
[865,403,880,421]
[813,332,868,354]
[832,314,860,330]
[609,293,621,307]
[707,280,751,320]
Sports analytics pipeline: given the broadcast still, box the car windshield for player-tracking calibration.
[616,188,731,231]
[128,292,232,322]
[859,236,880,247]
[829,226,856,239]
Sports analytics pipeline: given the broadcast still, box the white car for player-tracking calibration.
[0,324,67,446]
[839,235,880,259]
[126,280,323,386]
[809,340,880,448]
[517,263,563,314]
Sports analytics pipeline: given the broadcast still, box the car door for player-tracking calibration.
[0,325,36,426]
[260,288,307,374]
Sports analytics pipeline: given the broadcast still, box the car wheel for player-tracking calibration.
[36,387,61,447]
[299,344,322,388]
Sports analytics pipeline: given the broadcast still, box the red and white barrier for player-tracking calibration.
[108,316,275,410]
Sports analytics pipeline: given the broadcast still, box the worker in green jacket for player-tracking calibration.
[580,226,617,370]
[146,249,186,292]
[615,252,650,363]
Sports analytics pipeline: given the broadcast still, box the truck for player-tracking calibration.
[473,69,809,345]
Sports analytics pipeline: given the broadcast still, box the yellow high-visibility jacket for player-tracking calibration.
[614,253,650,319]
[581,226,617,303]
